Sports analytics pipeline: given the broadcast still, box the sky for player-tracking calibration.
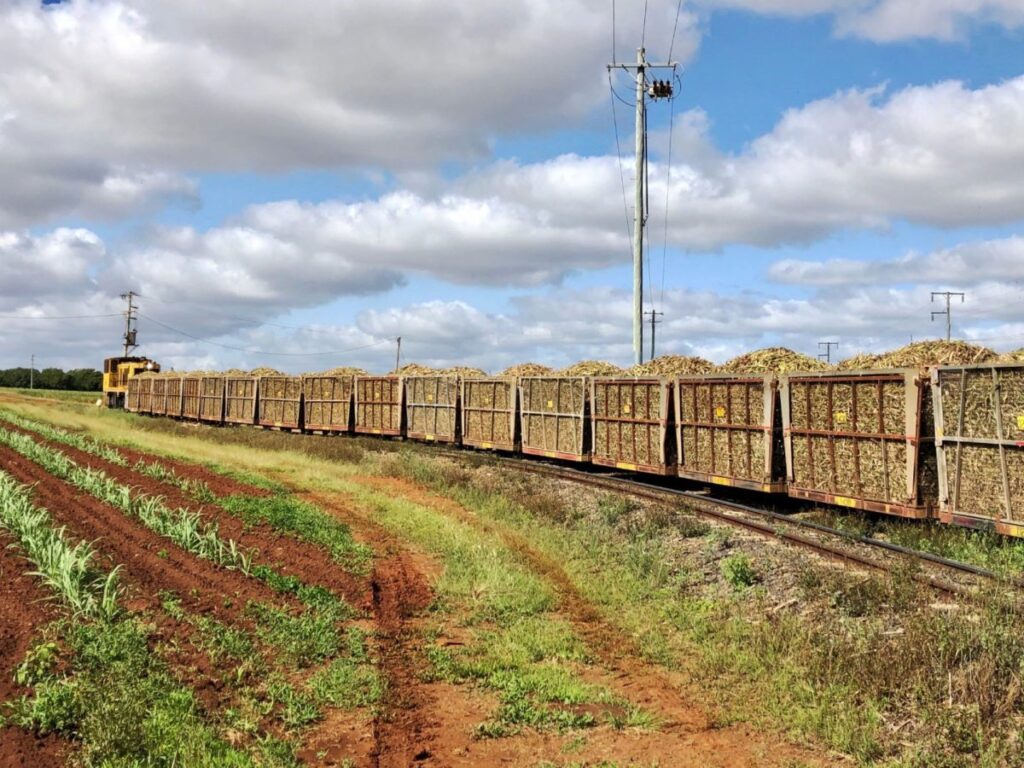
[2,0,1024,374]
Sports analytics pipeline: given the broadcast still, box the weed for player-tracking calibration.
[720,553,758,590]
[248,603,341,667]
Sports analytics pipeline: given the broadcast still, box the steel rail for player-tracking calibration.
[433,447,990,597]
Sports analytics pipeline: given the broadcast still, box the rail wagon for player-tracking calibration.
[405,375,461,443]
[125,377,142,413]
[932,363,1024,537]
[198,376,225,424]
[675,374,786,492]
[520,376,590,462]
[137,375,154,415]
[462,377,518,452]
[224,375,258,425]
[150,376,168,416]
[258,376,302,430]
[591,377,674,474]
[303,374,355,433]
[781,369,936,518]
[163,375,183,418]
[354,376,403,436]
[182,376,202,420]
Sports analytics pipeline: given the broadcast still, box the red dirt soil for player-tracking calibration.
[0,534,68,767]
[4,425,368,609]
[321,479,839,768]
[0,444,280,622]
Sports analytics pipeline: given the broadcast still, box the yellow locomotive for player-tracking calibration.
[102,356,160,408]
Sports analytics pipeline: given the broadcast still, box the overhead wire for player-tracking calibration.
[659,72,680,309]
[138,313,393,358]
[136,294,351,337]
[668,0,685,61]
[0,312,121,320]
[607,71,634,245]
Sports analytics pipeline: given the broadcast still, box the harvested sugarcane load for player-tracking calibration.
[442,366,487,377]
[836,353,884,371]
[258,375,303,429]
[303,371,358,433]
[872,340,996,368]
[462,377,518,451]
[405,375,461,442]
[675,373,786,492]
[781,369,937,518]
[198,375,225,423]
[181,375,203,420]
[501,363,553,377]
[224,374,258,424]
[720,347,828,374]
[250,367,284,376]
[354,376,403,435]
[519,376,590,461]
[560,360,624,377]
[592,376,673,474]
[931,362,1024,536]
[999,348,1024,363]
[628,355,714,376]
[392,363,435,376]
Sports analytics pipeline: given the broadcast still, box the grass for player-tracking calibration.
[0,387,100,404]
[362,448,1024,767]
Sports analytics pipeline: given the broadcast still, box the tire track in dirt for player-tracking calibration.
[5,425,368,609]
[0,534,67,768]
[342,476,839,768]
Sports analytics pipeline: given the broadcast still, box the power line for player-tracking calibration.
[138,313,392,358]
[641,0,649,48]
[607,71,634,244]
[668,0,685,61]
[659,72,680,309]
[0,313,119,321]
[931,291,965,342]
[818,341,839,364]
[137,294,353,338]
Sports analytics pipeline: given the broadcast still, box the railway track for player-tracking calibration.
[431,446,1008,599]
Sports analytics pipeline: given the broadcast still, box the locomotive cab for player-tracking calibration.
[102,356,160,408]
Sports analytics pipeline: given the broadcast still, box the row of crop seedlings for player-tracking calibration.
[125,363,1024,534]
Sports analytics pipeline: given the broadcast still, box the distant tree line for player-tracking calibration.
[0,367,103,391]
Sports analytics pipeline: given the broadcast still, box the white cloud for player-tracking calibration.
[770,236,1024,286]
[697,0,1024,41]
[0,0,697,226]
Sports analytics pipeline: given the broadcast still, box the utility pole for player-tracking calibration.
[30,354,34,389]
[645,310,664,360]
[608,48,677,366]
[395,336,402,371]
[121,291,139,357]
[817,341,839,364]
[931,291,965,342]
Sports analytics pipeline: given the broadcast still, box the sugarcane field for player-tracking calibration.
[4,2,1024,768]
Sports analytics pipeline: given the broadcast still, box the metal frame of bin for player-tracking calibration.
[675,373,786,493]
[781,368,933,519]
[150,377,168,416]
[354,376,404,436]
[137,376,154,414]
[519,376,590,462]
[125,377,141,413]
[931,363,1024,538]
[224,376,259,425]
[198,376,225,424]
[302,375,355,433]
[164,376,183,418]
[590,377,674,475]
[257,376,303,430]
[405,375,461,443]
[461,377,519,452]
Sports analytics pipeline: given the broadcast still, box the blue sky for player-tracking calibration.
[2,0,1024,373]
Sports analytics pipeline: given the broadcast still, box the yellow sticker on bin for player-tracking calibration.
[623,403,631,414]
[547,399,554,409]
[714,406,725,418]
[835,411,848,424]
[1017,415,1024,430]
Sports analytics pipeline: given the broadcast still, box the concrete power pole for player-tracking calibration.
[931,291,965,342]
[609,49,677,366]
[121,291,139,357]
[30,354,34,389]
[818,341,839,364]
[395,337,402,372]
[645,310,663,360]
